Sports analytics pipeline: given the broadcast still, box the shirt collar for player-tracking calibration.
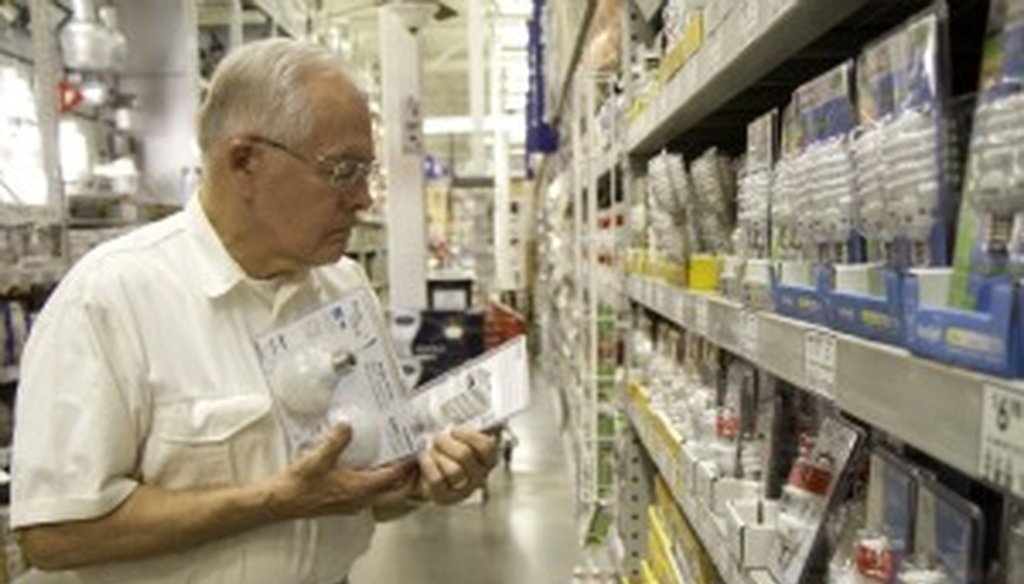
[184,196,249,298]
[183,196,329,302]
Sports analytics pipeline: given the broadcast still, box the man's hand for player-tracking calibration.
[417,427,500,505]
[263,424,419,519]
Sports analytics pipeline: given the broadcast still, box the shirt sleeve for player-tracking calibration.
[11,266,144,529]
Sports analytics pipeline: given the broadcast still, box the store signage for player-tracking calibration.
[740,311,759,360]
[526,0,558,155]
[980,384,1024,497]
[804,330,838,396]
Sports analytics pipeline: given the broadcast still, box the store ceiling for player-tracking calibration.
[324,0,529,174]
[328,0,471,117]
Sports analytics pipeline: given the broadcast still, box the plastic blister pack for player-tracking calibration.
[769,416,864,584]
[794,61,859,265]
[257,290,530,469]
[690,148,737,255]
[898,478,984,584]
[646,152,691,262]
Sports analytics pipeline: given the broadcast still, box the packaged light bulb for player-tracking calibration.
[1004,502,1024,583]
[966,90,1024,262]
[770,417,864,584]
[257,289,529,469]
[257,288,422,468]
[902,478,984,584]
[791,61,859,264]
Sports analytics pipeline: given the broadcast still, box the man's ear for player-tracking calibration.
[225,137,258,176]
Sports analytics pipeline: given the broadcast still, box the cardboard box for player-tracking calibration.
[725,499,780,569]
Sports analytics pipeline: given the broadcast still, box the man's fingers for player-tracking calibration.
[448,427,500,469]
[436,429,496,475]
[418,450,451,497]
[341,461,418,499]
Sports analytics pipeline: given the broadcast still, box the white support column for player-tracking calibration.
[467,0,486,174]
[380,7,427,312]
[228,0,243,49]
[492,24,513,293]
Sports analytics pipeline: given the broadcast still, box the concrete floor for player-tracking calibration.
[350,386,580,584]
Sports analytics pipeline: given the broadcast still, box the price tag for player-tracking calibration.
[740,311,760,359]
[694,295,710,336]
[980,384,1024,497]
[804,330,838,395]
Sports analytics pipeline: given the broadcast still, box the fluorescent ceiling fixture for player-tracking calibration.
[502,65,529,79]
[496,23,528,47]
[424,115,524,135]
[493,0,530,16]
[502,96,527,110]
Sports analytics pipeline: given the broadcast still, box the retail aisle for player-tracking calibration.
[350,380,580,584]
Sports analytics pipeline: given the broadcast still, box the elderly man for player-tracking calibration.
[11,39,498,583]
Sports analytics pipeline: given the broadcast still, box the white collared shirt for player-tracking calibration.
[13,197,377,583]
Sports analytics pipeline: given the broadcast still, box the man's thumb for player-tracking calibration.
[304,423,353,471]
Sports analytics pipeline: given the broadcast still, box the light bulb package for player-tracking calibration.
[772,100,807,263]
[769,416,864,584]
[256,288,531,468]
[954,0,1024,280]
[794,61,859,265]
[737,110,776,261]
[900,478,984,584]
[1004,500,1024,584]
[408,336,530,435]
[830,448,920,583]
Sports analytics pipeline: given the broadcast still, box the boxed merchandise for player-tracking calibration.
[772,62,857,325]
[829,8,956,345]
[829,448,920,582]
[768,416,864,584]
[725,498,780,569]
[897,477,984,584]
[735,110,776,309]
[905,0,1024,376]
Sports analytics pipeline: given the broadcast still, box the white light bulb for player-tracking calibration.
[269,347,356,419]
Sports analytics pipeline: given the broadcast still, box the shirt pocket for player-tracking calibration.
[143,393,273,489]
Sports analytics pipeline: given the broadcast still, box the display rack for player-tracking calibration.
[626,0,870,156]
[535,0,1019,581]
[624,382,776,584]
[626,274,1011,510]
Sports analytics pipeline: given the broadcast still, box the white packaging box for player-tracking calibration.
[695,459,719,507]
[725,499,780,569]
[712,477,763,516]
[680,441,705,495]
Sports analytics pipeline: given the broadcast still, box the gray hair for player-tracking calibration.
[197,38,360,160]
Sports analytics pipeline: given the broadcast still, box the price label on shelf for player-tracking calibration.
[740,311,759,360]
[694,295,710,336]
[804,330,837,396]
[980,384,1024,498]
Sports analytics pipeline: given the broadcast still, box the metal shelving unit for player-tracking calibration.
[626,274,1012,483]
[625,0,870,156]
[624,384,776,584]
[537,0,1019,581]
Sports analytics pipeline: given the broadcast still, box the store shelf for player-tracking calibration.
[627,274,1019,484]
[591,146,620,183]
[0,265,64,293]
[624,390,767,584]
[0,366,17,385]
[626,0,869,156]
[0,25,34,64]
[552,0,598,124]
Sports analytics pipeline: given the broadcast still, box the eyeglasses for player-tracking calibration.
[248,136,377,191]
